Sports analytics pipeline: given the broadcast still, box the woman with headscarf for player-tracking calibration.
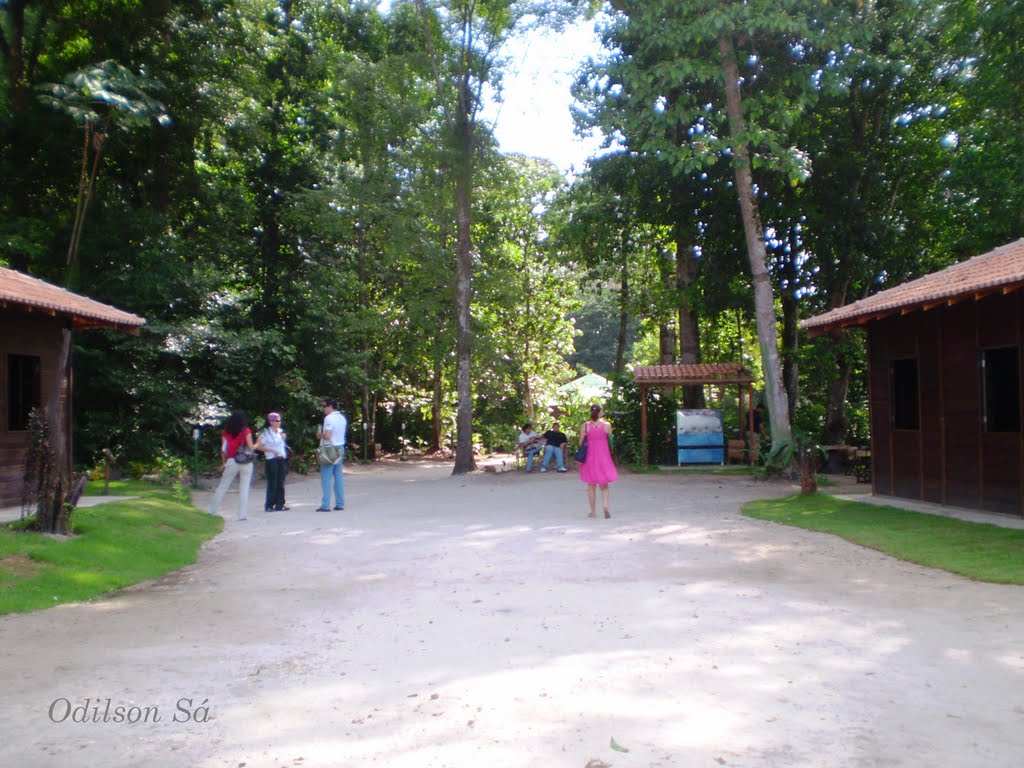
[255,411,289,511]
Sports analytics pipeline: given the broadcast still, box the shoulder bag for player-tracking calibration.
[234,438,256,464]
[573,427,589,463]
[317,439,342,466]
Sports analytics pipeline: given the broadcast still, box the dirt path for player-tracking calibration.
[1,461,1023,767]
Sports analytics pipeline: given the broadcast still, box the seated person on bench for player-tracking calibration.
[517,422,545,472]
[539,422,569,473]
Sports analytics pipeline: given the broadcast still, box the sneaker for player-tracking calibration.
[540,468,547,473]
[265,507,277,512]
[333,505,345,511]
[277,506,289,511]
[315,507,330,512]
[557,468,567,473]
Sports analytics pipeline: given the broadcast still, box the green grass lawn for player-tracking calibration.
[0,480,222,614]
[744,493,1024,585]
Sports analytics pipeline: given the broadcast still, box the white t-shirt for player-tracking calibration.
[323,410,347,447]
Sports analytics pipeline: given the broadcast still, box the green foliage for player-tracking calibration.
[150,451,190,486]
[473,154,580,420]
[940,0,1024,253]
[2,0,1023,480]
[603,373,679,467]
[569,284,640,375]
[38,60,170,130]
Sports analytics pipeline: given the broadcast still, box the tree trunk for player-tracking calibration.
[781,291,799,422]
[451,94,476,474]
[39,328,73,533]
[675,236,705,408]
[430,357,443,452]
[616,253,630,375]
[65,122,107,289]
[824,330,854,444]
[718,30,793,454]
[658,325,676,364]
[799,445,818,494]
[658,247,677,365]
[523,250,535,421]
[2,0,32,112]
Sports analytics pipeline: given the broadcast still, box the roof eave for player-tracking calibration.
[802,281,1024,337]
[0,299,145,335]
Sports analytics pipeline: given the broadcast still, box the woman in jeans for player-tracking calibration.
[209,411,255,520]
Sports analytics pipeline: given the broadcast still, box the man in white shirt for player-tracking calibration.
[517,422,544,473]
[316,399,347,511]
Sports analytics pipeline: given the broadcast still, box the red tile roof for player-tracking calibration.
[634,363,754,384]
[0,267,145,334]
[802,238,1024,335]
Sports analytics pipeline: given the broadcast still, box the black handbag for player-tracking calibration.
[234,443,256,464]
[573,438,588,463]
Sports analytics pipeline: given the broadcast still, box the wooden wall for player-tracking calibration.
[0,308,69,509]
[868,291,1023,516]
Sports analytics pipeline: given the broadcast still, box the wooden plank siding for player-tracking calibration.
[918,317,943,504]
[868,292,1023,516]
[978,292,1022,514]
[942,302,982,510]
[867,324,891,496]
[888,312,923,501]
[0,308,69,509]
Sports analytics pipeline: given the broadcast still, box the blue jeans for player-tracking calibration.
[525,446,542,471]
[540,444,565,471]
[320,456,344,509]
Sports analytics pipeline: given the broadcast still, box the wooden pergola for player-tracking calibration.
[634,364,757,468]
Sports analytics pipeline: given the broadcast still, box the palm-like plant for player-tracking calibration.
[38,60,171,285]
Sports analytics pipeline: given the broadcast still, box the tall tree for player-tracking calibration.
[549,153,669,376]
[39,60,170,287]
[591,0,910,458]
[942,0,1024,254]
[411,0,571,473]
[787,0,953,442]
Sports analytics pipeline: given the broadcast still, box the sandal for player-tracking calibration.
[586,512,596,518]
[603,509,611,519]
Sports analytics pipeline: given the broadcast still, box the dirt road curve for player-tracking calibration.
[1,460,1023,767]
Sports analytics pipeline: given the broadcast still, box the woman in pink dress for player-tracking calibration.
[578,403,618,518]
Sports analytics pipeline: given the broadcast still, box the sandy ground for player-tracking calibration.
[2,460,1024,768]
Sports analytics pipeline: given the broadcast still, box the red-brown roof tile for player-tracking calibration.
[802,238,1024,335]
[0,267,145,334]
[634,363,754,384]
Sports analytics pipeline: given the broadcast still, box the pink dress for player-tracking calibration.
[579,421,618,485]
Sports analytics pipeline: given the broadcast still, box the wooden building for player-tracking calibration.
[0,268,145,508]
[803,238,1024,517]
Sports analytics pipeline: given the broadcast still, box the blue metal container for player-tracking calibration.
[676,409,725,465]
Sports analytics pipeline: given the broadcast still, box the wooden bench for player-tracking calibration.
[727,439,747,464]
